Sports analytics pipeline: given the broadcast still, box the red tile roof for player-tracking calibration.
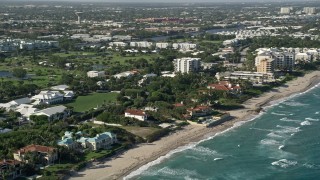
[207,84,230,91]
[187,106,212,112]
[174,103,185,107]
[15,144,56,154]
[125,109,146,116]
[207,81,241,91]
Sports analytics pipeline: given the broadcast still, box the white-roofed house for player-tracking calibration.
[31,91,64,105]
[0,97,32,111]
[31,105,70,121]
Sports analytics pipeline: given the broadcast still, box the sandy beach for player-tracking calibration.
[69,71,320,180]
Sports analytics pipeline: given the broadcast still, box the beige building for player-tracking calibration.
[257,59,274,73]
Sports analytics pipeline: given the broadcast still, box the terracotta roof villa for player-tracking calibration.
[207,81,241,93]
[125,109,148,121]
[13,145,58,165]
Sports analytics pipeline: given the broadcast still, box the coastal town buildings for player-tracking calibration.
[255,50,295,72]
[216,71,275,84]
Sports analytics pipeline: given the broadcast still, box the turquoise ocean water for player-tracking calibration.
[126,84,320,180]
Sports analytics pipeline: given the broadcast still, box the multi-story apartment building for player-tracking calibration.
[130,41,153,48]
[280,7,292,14]
[255,51,294,72]
[257,58,275,74]
[173,58,201,74]
[303,7,317,14]
[272,52,295,71]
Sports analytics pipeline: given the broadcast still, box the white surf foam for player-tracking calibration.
[271,112,287,116]
[214,158,223,161]
[315,112,319,115]
[190,146,220,157]
[282,101,308,107]
[271,159,298,168]
[260,139,281,146]
[303,163,320,170]
[305,117,319,122]
[278,145,285,150]
[276,125,301,134]
[267,132,284,139]
[300,120,312,126]
[279,117,299,123]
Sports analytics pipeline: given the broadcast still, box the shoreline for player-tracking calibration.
[69,71,320,180]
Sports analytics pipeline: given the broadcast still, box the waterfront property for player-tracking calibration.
[13,145,58,166]
[77,132,117,151]
[57,131,79,149]
[125,109,148,121]
[207,81,242,94]
[187,106,213,118]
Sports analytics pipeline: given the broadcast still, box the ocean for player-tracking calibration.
[126,84,320,180]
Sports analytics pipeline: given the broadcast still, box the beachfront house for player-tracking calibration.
[207,81,242,94]
[125,109,148,121]
[13,145,58,165]
[77,132,117,151]
[187,106,213,117]
[57,131,78,149]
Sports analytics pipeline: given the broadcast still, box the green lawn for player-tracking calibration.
[67,92,118,112]
[84,149,113,161]
[45,163,74,174]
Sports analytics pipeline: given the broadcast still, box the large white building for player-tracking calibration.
[31,91,64,105]
[130,41,153,48]
[280,7,292,14]
[155,43,170,49]
[173,57,201,74]
[172,43,197,50]
[109,42,127,47]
